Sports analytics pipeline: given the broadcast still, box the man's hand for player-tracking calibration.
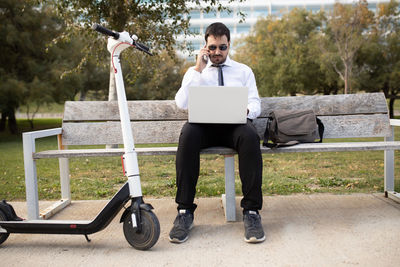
[194,45,209,73]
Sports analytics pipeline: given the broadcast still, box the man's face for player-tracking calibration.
[206,35,230,64]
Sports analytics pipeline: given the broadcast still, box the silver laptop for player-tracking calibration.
[188,86,248,124]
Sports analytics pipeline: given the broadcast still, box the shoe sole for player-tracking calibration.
[169,223,193,244]
[244,235,266,243]
[169,235,189,243]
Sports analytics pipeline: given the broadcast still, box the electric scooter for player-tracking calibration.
[0,24,160,250]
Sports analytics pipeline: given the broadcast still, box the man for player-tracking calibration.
[169,22,265,244]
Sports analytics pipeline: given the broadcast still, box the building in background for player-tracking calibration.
[178,0,390,60]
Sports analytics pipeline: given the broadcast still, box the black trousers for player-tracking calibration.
[175,120,263,212]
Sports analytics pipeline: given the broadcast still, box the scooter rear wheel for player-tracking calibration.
[0,210,10,245]
[123,209,160,250]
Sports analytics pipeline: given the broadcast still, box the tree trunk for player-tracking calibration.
[28,118,34,129]
[79,90,87,101]
[2,108,18,134]
[389,97,395,119]
[0,108,18,133]
[344,65,348,94]
[107,57,118,149]
[0,112,6,132]
[25,103,39,129]
[108,57,117,101]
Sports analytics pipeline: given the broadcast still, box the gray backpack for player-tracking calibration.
[263,109,324,148]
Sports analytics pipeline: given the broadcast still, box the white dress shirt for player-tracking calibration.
[175,56,261,119]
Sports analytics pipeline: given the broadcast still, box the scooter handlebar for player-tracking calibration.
[135,42,153,56]
[92,23,153,56]
[92,23,120,39]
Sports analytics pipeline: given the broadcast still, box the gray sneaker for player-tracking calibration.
[169,209,194,243]
[243,210,266,243]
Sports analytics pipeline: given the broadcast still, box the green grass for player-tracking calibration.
[17,102,65,114]
[1,118,400,201]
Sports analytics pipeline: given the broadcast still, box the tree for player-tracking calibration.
[49,0,245,101]
[356,0,400,117]
[235,8,326,96]
[50,36,110,102]
[125,50,186,100]
[320,0,374,94]
[0,0,63,133]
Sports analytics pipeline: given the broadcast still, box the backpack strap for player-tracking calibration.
[263,117,276,148]
[275,140,300,148]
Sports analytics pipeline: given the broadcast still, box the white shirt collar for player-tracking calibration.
[223,55,233,67]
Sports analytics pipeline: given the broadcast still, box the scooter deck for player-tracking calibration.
[0,220,93,235]
[0,183,130,235]
[0,220,92,224]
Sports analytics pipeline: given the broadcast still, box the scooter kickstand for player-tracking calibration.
[84,234,91,242]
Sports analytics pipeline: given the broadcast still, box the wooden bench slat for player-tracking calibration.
[34,147,176,158]
[33,141,400,159]
[33,147,234,158]
[63,100,187,121]
[319,114,391,138]
[260,93,388,117]
[62,121,186,145]
[62,113,391,145]
[62,93,388,122]
[260,141,400,153]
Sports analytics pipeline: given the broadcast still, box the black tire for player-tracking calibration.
[0,210,10,246]
[123,209,160,250]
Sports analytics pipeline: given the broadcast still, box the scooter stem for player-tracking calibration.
[108,35,142,198]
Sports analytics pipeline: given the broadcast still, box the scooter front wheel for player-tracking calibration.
[0,210,10,245]
[123,209,160,250]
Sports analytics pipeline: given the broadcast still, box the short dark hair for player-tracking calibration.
[204,22,230,43]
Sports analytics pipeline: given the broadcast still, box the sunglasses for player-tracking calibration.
[208,44,228,51]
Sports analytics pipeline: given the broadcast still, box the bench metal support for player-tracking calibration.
[222,155,237,222]
[57,134,71,205]
[385,120,400,199]
[23,132,39,220]
[384,127,395,193]
[387,191,400,203]
[23,128,71,220]
[39,198,71,219]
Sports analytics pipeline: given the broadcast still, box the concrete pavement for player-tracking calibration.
[1,194,400,266]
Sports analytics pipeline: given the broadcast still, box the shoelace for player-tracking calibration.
[246,214,260,230]
[176,213,191,228]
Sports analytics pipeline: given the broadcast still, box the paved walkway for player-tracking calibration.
[1,194,400,266]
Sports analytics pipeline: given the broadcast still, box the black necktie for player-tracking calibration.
[212,64,225,86]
